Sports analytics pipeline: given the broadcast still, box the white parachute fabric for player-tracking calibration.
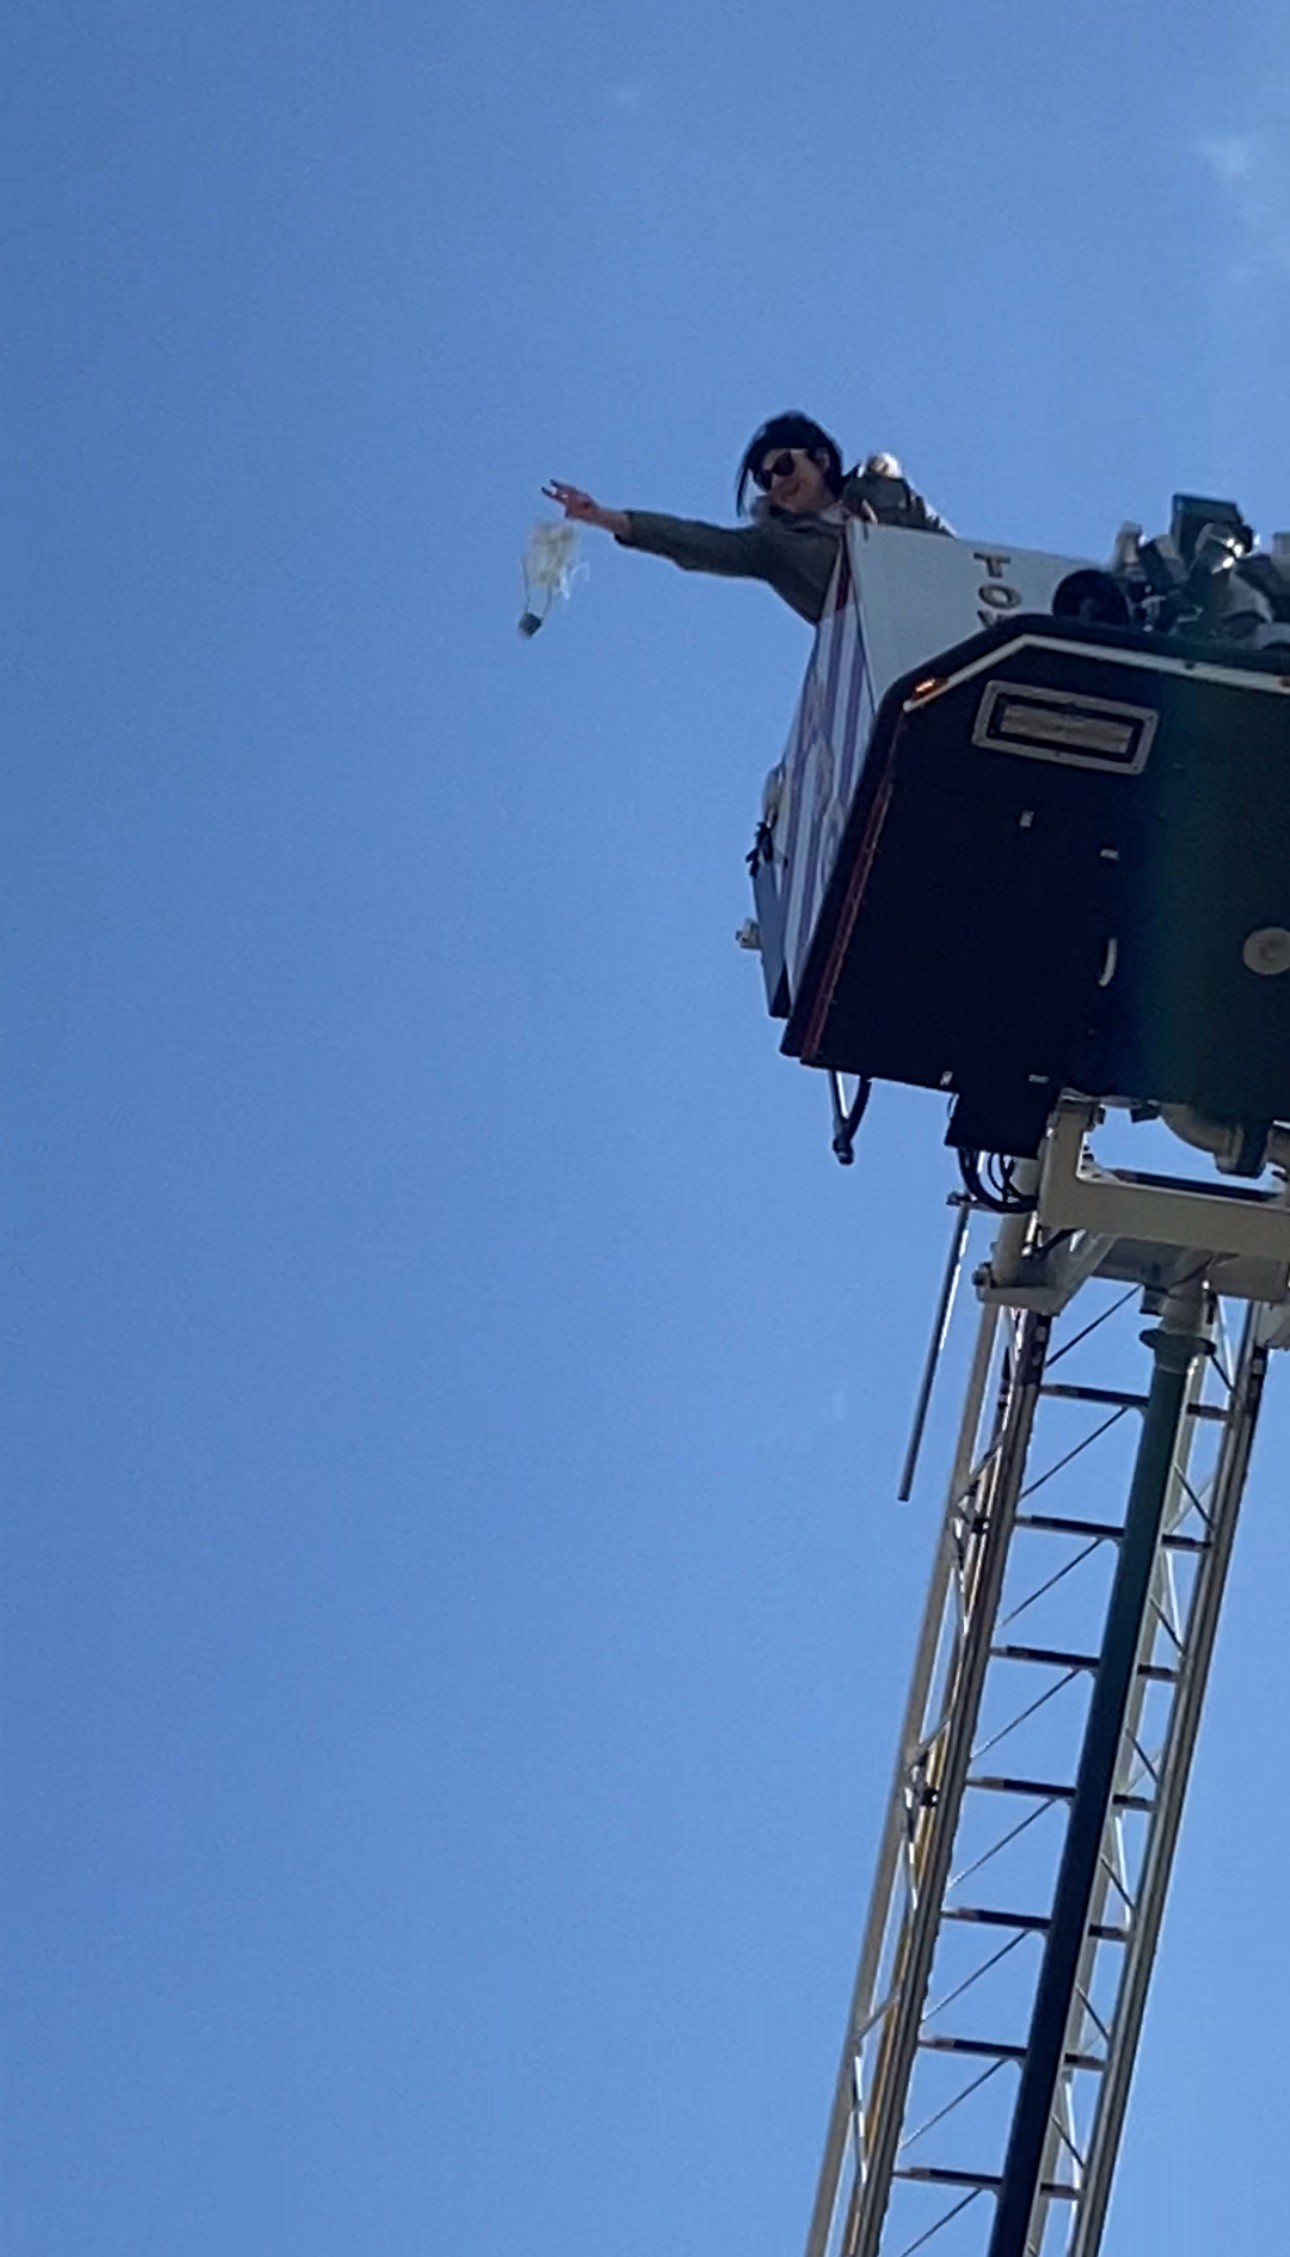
[518,519,585,637]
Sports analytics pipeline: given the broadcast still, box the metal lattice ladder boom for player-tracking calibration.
[804,1129,1281,2257]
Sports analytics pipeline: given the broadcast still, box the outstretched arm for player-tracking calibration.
[541,481,835,621]
[544,479,778,579]
[544,480,772,570]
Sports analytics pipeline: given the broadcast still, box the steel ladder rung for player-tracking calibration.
[1013,1510,1208,1554]
[989,1641,1179,1683]
[966,1773,1154,1814]
[943,1905,1129,1943]
[894,2166,1078,2199]
[1039,1384,1148,1409]
[918,2034,1105,2074]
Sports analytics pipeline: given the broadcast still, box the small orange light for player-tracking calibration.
[912,676,941,700]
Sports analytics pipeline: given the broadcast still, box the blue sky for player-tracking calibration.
[7,4,1290,2252]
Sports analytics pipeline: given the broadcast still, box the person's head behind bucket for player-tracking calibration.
[736,413,844,519]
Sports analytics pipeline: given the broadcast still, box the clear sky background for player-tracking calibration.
[7,4,1290,2253]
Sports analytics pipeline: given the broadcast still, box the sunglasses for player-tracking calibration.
[755,449,800,491]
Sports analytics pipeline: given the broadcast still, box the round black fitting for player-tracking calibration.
[1051,569,1133,628]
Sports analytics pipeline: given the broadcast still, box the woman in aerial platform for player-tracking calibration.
[544,412,950,625]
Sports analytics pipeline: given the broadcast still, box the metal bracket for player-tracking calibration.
[977,1230,1119,1317]
[975,1102,1290,1316]
[1037,1101,1290,1265]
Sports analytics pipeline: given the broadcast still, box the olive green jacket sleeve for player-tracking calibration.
[617,509,841,623]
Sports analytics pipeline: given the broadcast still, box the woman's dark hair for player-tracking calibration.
[736,412,844,515]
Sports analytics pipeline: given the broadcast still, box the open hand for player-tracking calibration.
[543,482,628,538]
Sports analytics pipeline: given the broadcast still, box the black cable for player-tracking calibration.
[957,1148,1037,1215]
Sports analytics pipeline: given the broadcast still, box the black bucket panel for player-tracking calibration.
[785,620,1290,1154]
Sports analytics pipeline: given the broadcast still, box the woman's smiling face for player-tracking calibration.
[758,446,834,515]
